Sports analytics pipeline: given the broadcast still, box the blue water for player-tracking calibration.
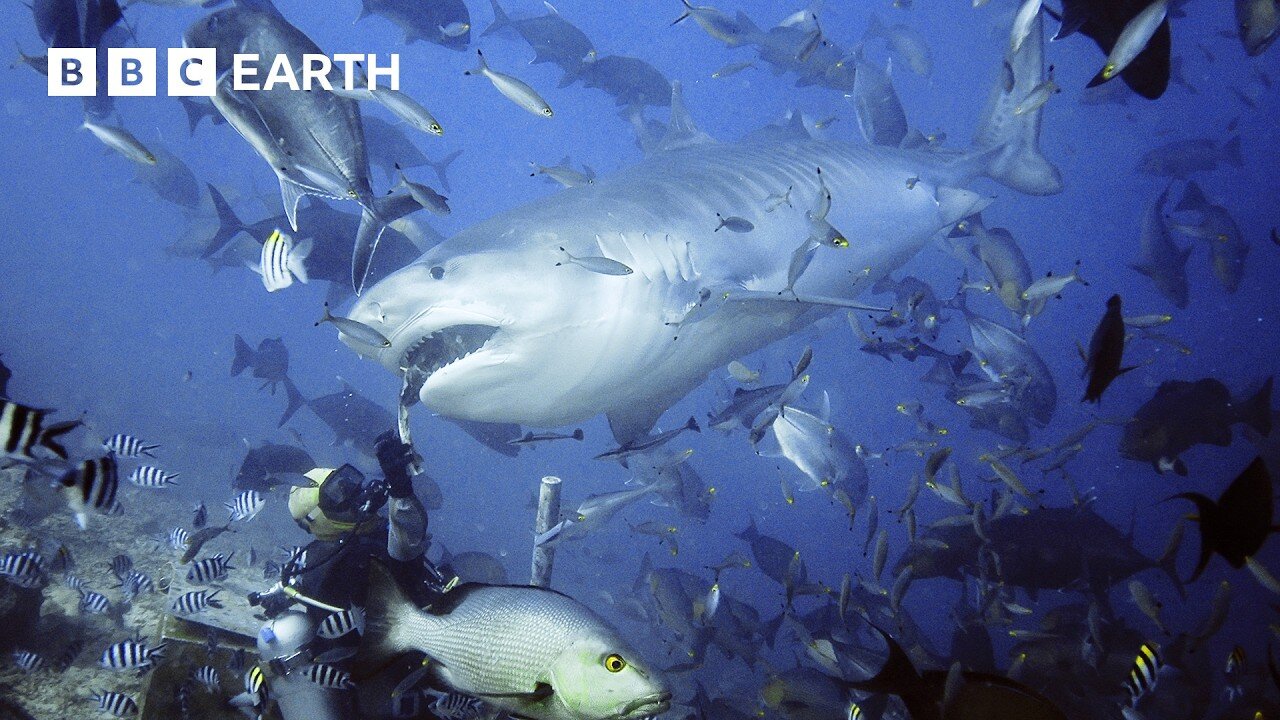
[1,0,1278,718]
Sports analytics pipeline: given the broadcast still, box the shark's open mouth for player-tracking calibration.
[399,324,499,396]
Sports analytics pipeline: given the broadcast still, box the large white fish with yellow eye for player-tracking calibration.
[343,15,1063,444]
[364,563,669,720]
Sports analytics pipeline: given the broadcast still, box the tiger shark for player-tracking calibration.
[340,17,1063,443]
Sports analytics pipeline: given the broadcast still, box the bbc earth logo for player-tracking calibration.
[46,48,400,97]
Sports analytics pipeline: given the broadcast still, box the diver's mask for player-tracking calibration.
[289,465,386,541]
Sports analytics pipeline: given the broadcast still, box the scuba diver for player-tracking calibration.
[246,430,458,719]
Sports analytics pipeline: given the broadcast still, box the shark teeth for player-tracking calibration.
[398,324,499,391]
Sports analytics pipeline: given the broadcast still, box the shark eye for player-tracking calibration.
[603,654,626,673]
[430,266,445,280]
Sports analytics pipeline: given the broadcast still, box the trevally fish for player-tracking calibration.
[343,16,1061,443]
[182,8,421,292]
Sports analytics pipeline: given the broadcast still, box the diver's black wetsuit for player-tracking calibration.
[262,434,450,720]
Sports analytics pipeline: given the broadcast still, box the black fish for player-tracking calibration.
[486,0,597,83]
[1171,456,1275,581]
[357,0,470,49]
[1081,294,1134,403]
[233,443,315,492]
[1049,0,1171,99]
[1121,377,1272,474]
[192,502,207,529]
[899,505,1184,598]
[231,336,303,424]
[33,0,124,49]
[575,55,672,108]
[845,626,1068,720]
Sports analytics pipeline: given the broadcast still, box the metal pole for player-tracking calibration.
[530,475,562,587]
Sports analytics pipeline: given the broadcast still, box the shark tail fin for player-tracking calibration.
[231,334,254,377]
[278,377,306,427]
[202,184,247,259]
[971,13,1062,196]
[483,0,510,37]
[429,150,462,193]
[353,191,422,294]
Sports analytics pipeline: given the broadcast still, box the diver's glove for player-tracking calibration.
[375,430,415,498]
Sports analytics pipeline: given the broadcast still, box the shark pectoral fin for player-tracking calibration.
[607,404,665,446]
[934,187,991,230]
[971,13,1063,196]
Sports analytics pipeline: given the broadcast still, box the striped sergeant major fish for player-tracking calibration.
[257,228,312,292]
[0,399,79,460]
[186,552,235,584]
[172,589,223,614]
[108,554,132,580]
[102,433,159,458]
[80,589,111,615]
[318,606,366,639]
[128,465,179,488]
[226,490,266,522]
[428,691,486,719]
[118,570,155,601]
[11,650,45,673]
[0,550,45,588]
[59,454,120,529]
[100,638,166,671]
[90,690,139,717]
[1124,642,1165,705]
[168,527,190,552]
[194,664,220,692]
[304,662,355,690]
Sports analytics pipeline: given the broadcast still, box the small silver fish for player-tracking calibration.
[316,302,392,348]
[439,21,470,38]
[82,119,156,165]
[465,50,553,118]
[714,213,754,233]
[555,246,633,276]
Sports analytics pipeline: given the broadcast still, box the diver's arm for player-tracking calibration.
[376,431,428,561]
[387,492,428,561]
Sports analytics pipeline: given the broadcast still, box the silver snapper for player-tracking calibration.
[183,8,418,291]
[344,16,1061,442]
[364,564,669,720]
